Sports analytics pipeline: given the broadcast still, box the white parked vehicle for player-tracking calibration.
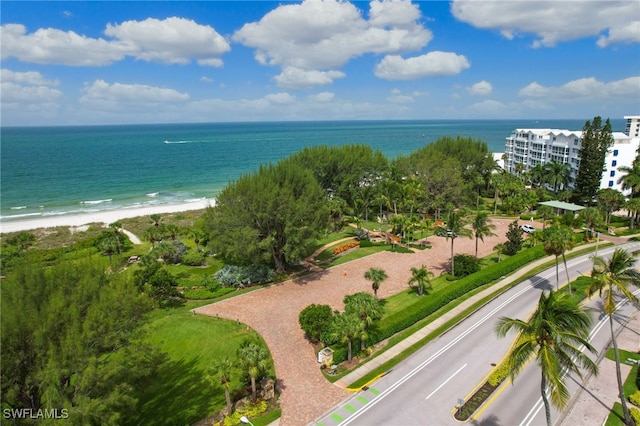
[520,224,536,233]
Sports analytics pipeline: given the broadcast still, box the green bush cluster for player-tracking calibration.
[182,251,206,266]
[369,245,546,344]
[631,407,640,424]
[630,390,640,406]
[453,254,480,278]
[214,264,275,287]
[488,362,511,386]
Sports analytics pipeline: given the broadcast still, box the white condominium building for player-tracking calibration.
[503,115,640,195]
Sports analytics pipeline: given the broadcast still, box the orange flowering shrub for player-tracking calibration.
[333,241,360,255]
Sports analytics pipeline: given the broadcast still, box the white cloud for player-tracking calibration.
[105,17,230,66]
[388,88,414,104]
[598,20,640,47]
[374,51,470,80]
[519,76,640,101]
[307,92,336,103]
[264,92,296,105]
[200,76,214,83]
[1,81,62,104]
[274,67,346,89]
[466,80,492,96]
[1,69,59,86]
[451,0,640,47]
[233,0,432,87]
[1,17,230,67]
[0,24,133,66]
[80,80,189,105]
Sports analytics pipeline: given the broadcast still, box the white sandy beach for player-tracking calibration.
[0,199,214,234]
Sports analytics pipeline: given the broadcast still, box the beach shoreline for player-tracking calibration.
[0,198,214,234]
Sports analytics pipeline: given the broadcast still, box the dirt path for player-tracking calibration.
[195,218,518,425]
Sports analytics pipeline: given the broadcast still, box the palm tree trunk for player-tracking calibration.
[555,257,560,291]
[610,315,634,426]
[541,373,552,426]
[251,377,257,402]
[562,254,572,294]
[451,239,455,277]
[347,339,352,362]
[475,235,479,258]
[224,388,232,415]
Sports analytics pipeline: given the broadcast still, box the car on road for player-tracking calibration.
[520,224,536,233]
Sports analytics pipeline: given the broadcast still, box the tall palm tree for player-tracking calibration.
[407,265,434,296]
[545,160,572,195]
[330,312,362,362]
[542,226,575,292]
[617,155,640,197]
[625,197,640,230]
[210,357,234,415]
[578,206,603,239]
[237,342,271,402]
[588,249,640,426]
[495,290,598,426]
[537,205,554,230]
[437,210,472,277]
[529,163,548,188]
[471,212,497,257]
[364,267,388,298]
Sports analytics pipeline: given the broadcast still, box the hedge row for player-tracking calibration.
[368,245,547,344]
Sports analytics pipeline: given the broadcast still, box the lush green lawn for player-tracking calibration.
[131,307,273,425]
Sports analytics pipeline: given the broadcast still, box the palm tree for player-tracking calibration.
[344,292,383,350]
[108,221,123,255]
[237,342,271,402]
[495,290,598,426]
[407,264,434,296]
[330,312,362,362]
[588,249,640,426]
[617,155,640,197]
[437,210,472,277]
[471,212,497,257]
[210,357,234,415]
[529,163,548,188]
[578,206,603,239]
[364,267,388,298]
[542,226,575,292]
[493,242,506,262]
[545,161,572,195]
[537,205,554,230]
[625,197,640,230]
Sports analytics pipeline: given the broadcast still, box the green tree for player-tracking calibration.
[503,220,523,256]
[344,292,383,350]
[210,358,234,415]
[578,206,604,238]
[542,226,575,292]
[407,264,434,296]
[495,290,598,426]
[471,211,496,257]
[1,260,157,423]
[596,188,626,225]
[572,116,615,205]
[364,267,388,298]
[529,163,548,188]
[617,153,640,197]
[437,210,472,277]
[204,160,329,273]
[493,242,506,262]
[537,205,554,230]
[329,313,362,362]
[588,249,640,426]
[299,304,334,344]
[625,198,640,229]
[545,160,572,195]
[237,342,271,402]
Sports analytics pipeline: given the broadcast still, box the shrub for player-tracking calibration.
[220,401,268,426]
[453,254,480,278]
[488,362,511,386]
[359,240,373,248]
[632,407,640,424]
[630,390,640,407]
[504,220,523,255]
[182,251,206,266]
[214,264,275,287]
[299,304,334,343]
[354,228,369,241]
[333,241,360,255]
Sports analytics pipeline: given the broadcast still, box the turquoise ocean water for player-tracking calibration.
[0,119,624,223]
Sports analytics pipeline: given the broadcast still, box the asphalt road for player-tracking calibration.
[313,242,640,426]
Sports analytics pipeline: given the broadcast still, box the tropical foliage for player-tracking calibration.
[495,290,598,426]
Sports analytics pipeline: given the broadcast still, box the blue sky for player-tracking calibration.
[2,0,639,126]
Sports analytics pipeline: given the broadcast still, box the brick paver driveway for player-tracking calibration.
[195,219,518,425]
